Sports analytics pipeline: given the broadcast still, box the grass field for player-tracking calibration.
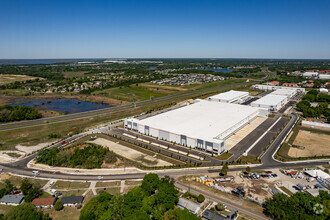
[63,71,87,79]
[95,181,121,187]
[213,152,233,161]
[0,175,49,188]
[96,187,120,195]
[44,206,80,220]
[51,181,90,189]
[279,186,293,196]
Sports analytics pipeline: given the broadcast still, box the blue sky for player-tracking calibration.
[1,0,330,59]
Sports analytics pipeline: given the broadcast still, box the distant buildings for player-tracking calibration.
[152,73,224,86]
[267,81,279,86]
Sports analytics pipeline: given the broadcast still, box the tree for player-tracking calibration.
[221,164,228,176]
[215,203,224,211]
[164,208,200,220]
[54,200,63,211]
[246,166,251,173]
[4,203,51,220]
[197,194,205,203]
[141,173,159,196]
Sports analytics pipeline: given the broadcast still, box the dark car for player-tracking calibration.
[266,171,272,174]
[271,174,278,177]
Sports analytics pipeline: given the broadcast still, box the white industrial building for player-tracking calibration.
[252,84,305,93]
[208,90,249,103]
[303,72,319,77]
[270,88,297,98]
[124,100,262,155]
[250,94,288,112]
[318,74,330,80]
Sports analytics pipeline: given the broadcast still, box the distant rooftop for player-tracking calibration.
[208,90,249,102]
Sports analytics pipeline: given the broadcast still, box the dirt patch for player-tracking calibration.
[88,138,172,167]
[0,74,41,85]
[288,130,330,157]
[15,140,57,154]
[39,109,62,117]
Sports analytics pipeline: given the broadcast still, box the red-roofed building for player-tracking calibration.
[32,197,56,208]
[305,83,314,88]
[282,83,298,87]
[319,70,330,74]
[267,81,279,86]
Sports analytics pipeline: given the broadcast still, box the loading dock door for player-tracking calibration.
[133,122,138,130]
[145,126,149,135]
[197,139,204,149]
[205,141,213,152]
[180,135,187,146]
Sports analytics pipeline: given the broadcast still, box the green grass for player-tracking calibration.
[0,89,30,96]
[0,204,12,215]
[51,181,90,189]
[44,206,81,220]
[125,180,142,186]
[94,85,169,102]
[95,181,121,187]
[56,190,85,196]
[233,155,261,165]
[279,186,293,196]
[40,192,53,198]
[6,176,48,188]
[213,152,233,161]
[96,187,121,195]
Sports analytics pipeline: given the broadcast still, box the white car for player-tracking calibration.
[97,176,103,180]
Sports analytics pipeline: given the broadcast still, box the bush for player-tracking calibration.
[197,194,205,203]
[215,203,224,211]
[54,200,63,211]
[48,133,61,139]
[104,151,117,164]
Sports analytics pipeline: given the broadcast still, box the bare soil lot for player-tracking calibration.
[88,138,172,167]
[288,130,330,157]
[0,74,41,85]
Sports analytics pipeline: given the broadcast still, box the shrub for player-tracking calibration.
[54,200,63,211]
[197,194,205,203]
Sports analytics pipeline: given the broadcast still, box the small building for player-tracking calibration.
[32,197,57,208]
[297,183,305,191]
[282,83,298,87]
[251,84,305,93]
[202,209,227,220]
[250,94,288,112]
[208,90,249,103]
[267,81,279,86]
[61,196,84,207]
[319,88,328,94]
[0,195,24,206]
[177,197,200,214]
[303,72,318,78]
[271,189,281,195]
[305,83,314,88]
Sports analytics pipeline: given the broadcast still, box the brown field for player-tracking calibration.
[0,74,41,85]
[288,130,330,157]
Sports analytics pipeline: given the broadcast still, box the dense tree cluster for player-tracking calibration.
[80,174,195,220]
[296,90,330,121]
[264,191,330,220]
[0,203,51,220]
[36,144,116,169]
[20,178,42,202]
[0,180,15,199]
[0,105,42,122]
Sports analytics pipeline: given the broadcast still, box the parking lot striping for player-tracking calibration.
[245,117,282,155]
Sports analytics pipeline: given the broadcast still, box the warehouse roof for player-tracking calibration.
[208,90,249,102]
[137,100,260,141]
[270,89,296,97]
[251,94,287,106]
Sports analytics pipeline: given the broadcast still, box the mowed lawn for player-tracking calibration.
[93,85,173,102]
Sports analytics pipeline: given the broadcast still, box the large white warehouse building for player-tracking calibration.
[124,100,262,155]
[250,94,288,111]
[252,84,305,93]
[208,90,249,103]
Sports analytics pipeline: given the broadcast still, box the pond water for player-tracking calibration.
[11,98,110,114]
[199,69,232,73]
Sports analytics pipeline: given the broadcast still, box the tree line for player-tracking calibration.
[80,174,200,220]
[0,105,42,122]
